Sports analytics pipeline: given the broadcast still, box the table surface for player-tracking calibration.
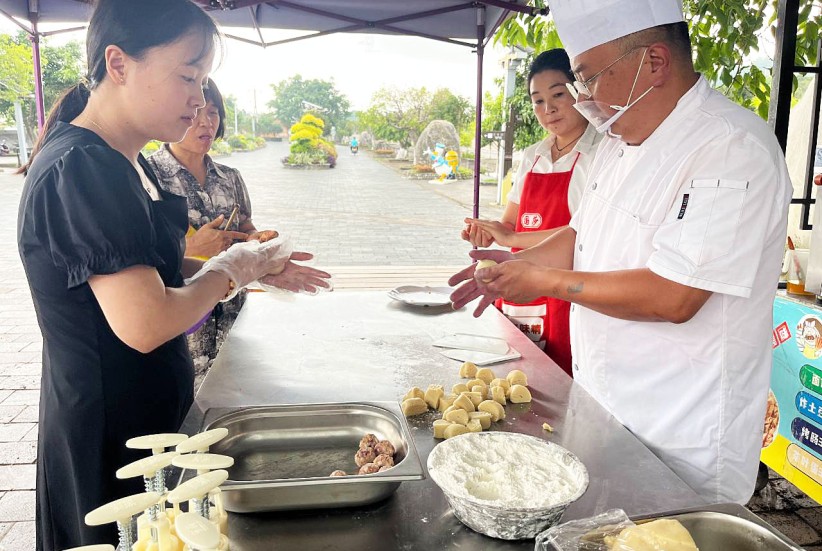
[181,291,705,550]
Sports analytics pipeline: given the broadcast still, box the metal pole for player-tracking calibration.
[31,23,45,132]
[472,6,486,220]
[768,0,798,151]
[252,89,257,137]
[234,103,239,135]
[15,100,29,166]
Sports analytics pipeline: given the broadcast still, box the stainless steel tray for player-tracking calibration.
[634,503,803,550]
[199,401,424,513]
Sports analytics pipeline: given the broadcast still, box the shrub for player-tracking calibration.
[228,134,250,150]
[209,139,233,156]
[254,136,266,148]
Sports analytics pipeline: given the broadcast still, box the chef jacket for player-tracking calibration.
[569,76,792,503]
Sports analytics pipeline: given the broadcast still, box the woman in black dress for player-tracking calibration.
[17,1,327,549]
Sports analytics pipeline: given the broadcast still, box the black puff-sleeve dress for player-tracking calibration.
[17,122,195,551]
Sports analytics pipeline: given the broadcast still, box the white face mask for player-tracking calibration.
[572,48,654,135]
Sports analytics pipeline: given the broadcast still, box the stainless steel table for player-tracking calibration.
[181,291,705,550]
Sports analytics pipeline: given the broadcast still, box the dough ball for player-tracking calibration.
[509,384,532,404]
[475,259,498,283]
[354,448,377,467]
[475,367,495,384]
[459,361,478,378]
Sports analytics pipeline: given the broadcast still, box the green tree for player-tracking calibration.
[359,87,434,148]
[494,0,822,121]
[430,88,473,134]
[268,75,350,134]
[0,32,85,135]
[223,94,254,136]
[255,112,283,136]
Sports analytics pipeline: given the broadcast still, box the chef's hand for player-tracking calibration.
[475,256,551,305]
[460,219,495,248]
[463,218,516,248]
[185,236,292,301]
[257,252,333,295]
[187,215,249,258]
[815,174,822,187]
[448,249,515,317]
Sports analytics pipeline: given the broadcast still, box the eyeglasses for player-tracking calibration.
[566,46,649,100]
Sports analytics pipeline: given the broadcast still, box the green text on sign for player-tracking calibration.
[800,364,822,395]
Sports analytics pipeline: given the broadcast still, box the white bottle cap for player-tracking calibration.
[167,470,229,504]
[116,451,179,479]
[174,511,221,550]
[85,492,161,526]
[176,428,229,454]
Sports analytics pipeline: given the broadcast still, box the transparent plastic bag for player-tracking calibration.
[535,509,635,551]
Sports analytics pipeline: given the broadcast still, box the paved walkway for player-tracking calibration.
[0,144,820,549]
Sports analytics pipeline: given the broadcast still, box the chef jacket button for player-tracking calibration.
[573,363,579,371]
[578,243,583,251]
[592,182,597,190]
[571,304,575,312]
[617,149,624,157]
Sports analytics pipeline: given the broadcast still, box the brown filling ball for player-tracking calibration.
[373,454,394,469]
[375,440,395,456]
[354,447,377,467]
[358,463,380,475]
[359,433,380,451]
[329,470,347,477]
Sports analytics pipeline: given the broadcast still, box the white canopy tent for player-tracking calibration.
[0,0,543,216]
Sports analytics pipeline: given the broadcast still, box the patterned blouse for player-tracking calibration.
[146,144,252,231]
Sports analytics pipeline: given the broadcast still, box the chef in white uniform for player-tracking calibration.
[449,0,792,504]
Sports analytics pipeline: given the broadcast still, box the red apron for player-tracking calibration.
[495,152,579,376]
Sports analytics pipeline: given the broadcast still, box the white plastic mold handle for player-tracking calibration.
[126,433,189,453]
[116,451,179,479]
[176,428,229,454]
[167,470,229,504]
[172,453,234,471]
[175,512,221,550]
[63,545,116,551]
[85,492,161,526]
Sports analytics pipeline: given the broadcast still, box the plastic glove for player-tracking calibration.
[255,252,333,295]
[186,236,293,301]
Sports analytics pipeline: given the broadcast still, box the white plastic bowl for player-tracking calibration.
[427,431,588,540]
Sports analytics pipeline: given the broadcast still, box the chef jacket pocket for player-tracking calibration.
[677,178,747,265]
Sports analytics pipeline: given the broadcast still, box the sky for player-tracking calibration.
[0,20,508,114]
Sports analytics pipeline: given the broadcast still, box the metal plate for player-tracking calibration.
[635,504,803,551]
[200,402,424,513]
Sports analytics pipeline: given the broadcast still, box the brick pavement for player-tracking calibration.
[0,144,820,548]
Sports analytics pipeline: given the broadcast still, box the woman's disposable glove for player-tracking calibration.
[186,236,293,301]
[255,252,333,295]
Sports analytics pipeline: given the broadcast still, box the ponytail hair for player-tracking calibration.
[21,0,219,173]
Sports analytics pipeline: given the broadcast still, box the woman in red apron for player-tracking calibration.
[461,49,602,376]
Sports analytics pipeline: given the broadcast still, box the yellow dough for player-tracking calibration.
[606,519,698,551]
[403,387,424,401]
[438,394,457,412]
[509,384,532,404]
[452,394,476,412]
[506,369,528,387]
[401,397,428,417]
[490,385,507,406]
[424,385,444,410]
[459,361,478,378]
[475,259,498,282]
[475,367,495,384]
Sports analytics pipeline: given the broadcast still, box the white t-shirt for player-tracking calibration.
[569,76,792,504]
[507,123,602,216]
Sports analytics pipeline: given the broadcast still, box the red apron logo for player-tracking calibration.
[520,213,542,229]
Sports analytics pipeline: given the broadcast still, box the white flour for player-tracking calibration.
[428,433,581,508]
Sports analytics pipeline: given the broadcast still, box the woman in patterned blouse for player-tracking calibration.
[147,78,275,379]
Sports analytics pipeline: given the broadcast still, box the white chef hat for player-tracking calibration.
[548,0,685,60]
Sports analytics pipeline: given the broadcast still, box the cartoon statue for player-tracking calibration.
[445,149,459,180]
[798,318,822,359]
[425,143,452,181]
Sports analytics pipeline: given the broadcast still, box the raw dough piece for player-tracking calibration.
[433,419,453,439]
[444,424,470,439]
[452,383,469,395]
[424,385,444,410]
[469,411,492,430]
[459,361,478,378]
[475,367,495,384]
[478,400,505,422]
[452,394,475,412]
[466,378,487,391]
[403,387,425,401]
[542,422,554,432]
[509,384,532,404]
[490,378,510,392]
[444,408,469,426]
[438,394,457,412]
[402,397,428,417]
[490,385,506,406]
[506,369,528,387]
[475,259,498,282]
[605,519,698,551]
[463,391,484,407]
[467,419,483,433]
[470,385,487,398]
